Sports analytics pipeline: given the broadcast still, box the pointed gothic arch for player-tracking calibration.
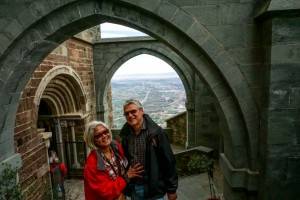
[0,1,259,198]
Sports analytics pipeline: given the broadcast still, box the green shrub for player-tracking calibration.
[0,163,23,200]
[187,154,213,173]
[175,151,213,176]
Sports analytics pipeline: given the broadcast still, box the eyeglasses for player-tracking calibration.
[94,130,109,140]
[123,109,139,117]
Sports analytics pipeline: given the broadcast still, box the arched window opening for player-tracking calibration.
[111,54,187,136]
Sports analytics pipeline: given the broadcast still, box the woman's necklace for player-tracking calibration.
[102,147,112,160]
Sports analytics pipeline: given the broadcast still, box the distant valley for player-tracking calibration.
[111,74,186,128]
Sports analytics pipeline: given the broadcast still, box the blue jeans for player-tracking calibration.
[131,184,164,200]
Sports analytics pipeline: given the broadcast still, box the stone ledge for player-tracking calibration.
[220,153,259,191]
[0,153,22,173]
[255,0,300,19]
[176,145,214,155]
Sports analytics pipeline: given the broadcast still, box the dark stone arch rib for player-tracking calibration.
[0,0,259,192]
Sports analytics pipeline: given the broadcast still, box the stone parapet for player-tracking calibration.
[220,153,259,192]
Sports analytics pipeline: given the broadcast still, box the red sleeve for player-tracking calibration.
[59,163,67,177]
[84,151,126,200]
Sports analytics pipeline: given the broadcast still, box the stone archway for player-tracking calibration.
[94,38,205,149]
[34,65,87,113]
[94,38,198,146]
[34,65,87,165]
[0,1,259,198]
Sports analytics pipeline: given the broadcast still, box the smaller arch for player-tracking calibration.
[34,65,87,113]
[104,49,193,105]
[42,95,62,115]
[95,46,198,148]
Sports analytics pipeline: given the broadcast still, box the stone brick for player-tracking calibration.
[267,109,298,145]
[138,0,161,13]
[219,3,254,25]
[187,5,219,26]
[174,0,219,7]
[28,1,51,18]
[166,112,187,146]
[268,0,300,13]
[206,25,245,49]
[156,0,178,21]
[2,18,24,40]
[212,83,231,102]
[272,16,300,45]
[171,9,195,32]
[271,63,300,83]
[201,35,224,58]
[229,47,263,65]
[271,44,300,65]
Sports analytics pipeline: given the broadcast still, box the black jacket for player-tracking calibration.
[120,114,178,199]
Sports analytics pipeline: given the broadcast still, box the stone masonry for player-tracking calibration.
[14,37,96,199]
[0,0,299,200]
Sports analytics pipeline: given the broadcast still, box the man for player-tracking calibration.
[120,99,178,200]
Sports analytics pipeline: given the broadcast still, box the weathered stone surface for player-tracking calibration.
[185,5,219,26]
[272,16,300,45]
[138,0,161,12]
[267,109,298,144]
[268,0,300,11]
[1,0,299,199]
[171,9,195,31]
[156,0,178,21]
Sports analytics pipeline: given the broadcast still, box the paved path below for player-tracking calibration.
[65,173,216,200]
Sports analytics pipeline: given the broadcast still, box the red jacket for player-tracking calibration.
[84,143,126,200]
[50,162,67,182]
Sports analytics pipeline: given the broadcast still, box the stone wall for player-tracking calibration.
[14,37,95,199]
[259,11,300,199]
[0,0,299,199]
[174,0,264,109]
[166,112,186,146]
[194,80,221,151]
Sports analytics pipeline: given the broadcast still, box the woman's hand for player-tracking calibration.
[126,163,144,179]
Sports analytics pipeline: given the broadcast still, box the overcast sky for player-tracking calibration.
[101,22,147,38]
[101,23,176,78]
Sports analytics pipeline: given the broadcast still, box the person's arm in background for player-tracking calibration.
[59,163,68,177]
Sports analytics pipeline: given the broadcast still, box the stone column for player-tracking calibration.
[186,99,195,148]
[61,120,71,167]
[54,118,65,163]
[258,3,300,199]
[69,121,80,168]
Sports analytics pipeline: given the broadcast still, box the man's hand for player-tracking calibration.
[167,192,177,200]
[126,163,144,179]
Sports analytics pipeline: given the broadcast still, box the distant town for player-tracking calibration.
[111,74,186,128]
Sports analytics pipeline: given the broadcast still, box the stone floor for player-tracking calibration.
[64,145,223,200]
[65,173,223,200]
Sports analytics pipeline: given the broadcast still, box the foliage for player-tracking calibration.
[187,154,213,173]
[0,163,23,200]
[176,151,213,177]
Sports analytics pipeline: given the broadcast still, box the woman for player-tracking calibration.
[84,121,143,200]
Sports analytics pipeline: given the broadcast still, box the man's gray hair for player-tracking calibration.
[84,120,111,150]
[123,99,143,109]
